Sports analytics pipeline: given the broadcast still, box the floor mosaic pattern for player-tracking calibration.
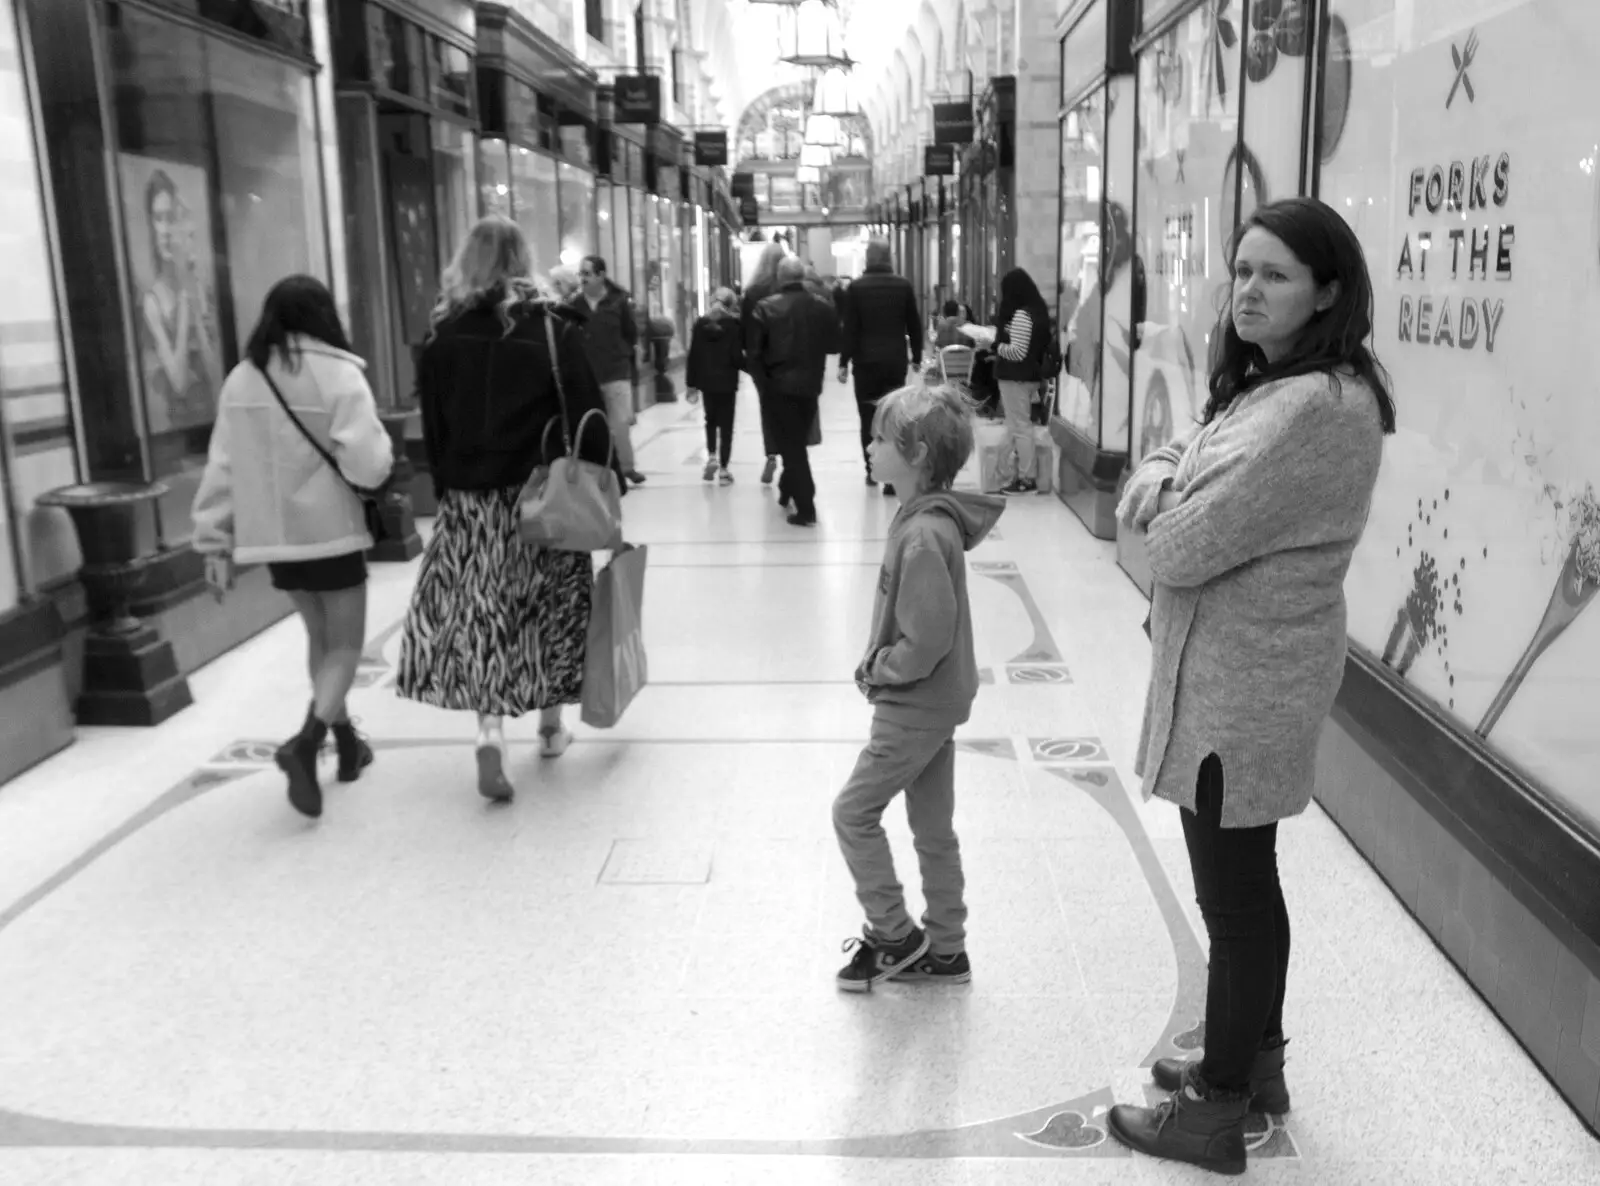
[0,377,1596,1185]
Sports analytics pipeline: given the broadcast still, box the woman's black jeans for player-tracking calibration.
[1181,753,1291,1094]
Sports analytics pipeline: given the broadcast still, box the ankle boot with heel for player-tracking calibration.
[1151,1039,1290,1114]
[277,711,328,819]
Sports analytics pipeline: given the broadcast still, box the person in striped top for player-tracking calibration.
[991,268,1051,494]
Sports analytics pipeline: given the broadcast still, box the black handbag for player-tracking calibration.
[258,363,389,544]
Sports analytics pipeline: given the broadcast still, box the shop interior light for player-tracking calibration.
[779,0,851,70]
[799,141,833,169]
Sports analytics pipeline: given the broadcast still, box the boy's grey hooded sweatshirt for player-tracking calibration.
[857,489,1005,729]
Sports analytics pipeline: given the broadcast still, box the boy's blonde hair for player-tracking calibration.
[871,383,978,490]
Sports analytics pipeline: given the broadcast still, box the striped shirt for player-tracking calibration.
[996,309,1034,362]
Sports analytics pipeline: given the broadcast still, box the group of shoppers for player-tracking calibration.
[188,192,1394,1179]
[194,215,624,815]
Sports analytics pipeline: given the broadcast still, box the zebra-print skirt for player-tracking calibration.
[396,486,592,717]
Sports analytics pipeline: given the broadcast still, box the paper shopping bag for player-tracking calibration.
[581,543,649,729]
[975,422,1009,493]
[1032,425,1058,494]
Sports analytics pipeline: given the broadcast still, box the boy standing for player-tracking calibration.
[833,384,1005,991]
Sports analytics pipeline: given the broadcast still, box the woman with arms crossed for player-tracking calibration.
[1109,197,1396,1176]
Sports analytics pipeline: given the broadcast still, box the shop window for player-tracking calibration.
[1319,0,1600,830]
[587,0,607,44]
[479,137,513,220]
[428,37,473,120]
[432,121,477,272]
[629,189,647,309]
[558,162,596,269]
[108,3,327,544]
[511,147,560,278]
[1126,1,1244,464]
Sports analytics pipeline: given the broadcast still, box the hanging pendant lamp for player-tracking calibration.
[779,0,852,70]
[803,113,839,148]
[799,141,833,169]
[811,67,860,117]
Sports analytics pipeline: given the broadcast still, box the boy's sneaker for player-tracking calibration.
[702,459,718,481]
[717,467,734,485]
[836,926,930,992]
[1001,477,1038,495]
[892,950,972,984]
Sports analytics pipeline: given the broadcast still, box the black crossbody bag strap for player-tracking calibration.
[258,362,367,496]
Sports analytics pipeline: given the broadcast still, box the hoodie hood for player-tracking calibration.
[898,489,1005,551]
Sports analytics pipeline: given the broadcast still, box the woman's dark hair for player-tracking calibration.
[995,267,1046,328]
[942,299,960,317]
[246,275,355,372]
[1207,196,1396,433]
[145,169,179,273]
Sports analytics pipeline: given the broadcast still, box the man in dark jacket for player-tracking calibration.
[837,238,922,493]
[747,257,841,527]
[570,256,645,485]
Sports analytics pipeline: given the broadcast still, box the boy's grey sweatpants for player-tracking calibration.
[832,714,968,954]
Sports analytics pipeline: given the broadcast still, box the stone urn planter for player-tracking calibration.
[647,316,676,402]
[36,481,192,726]
[372,408,423,562]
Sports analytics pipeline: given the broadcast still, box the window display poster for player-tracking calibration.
[1058,91,1104,441]
[1322,0,1600,825]
[118,154,222,435]
[1061,76,1137,452]
[1128,2,1245,464]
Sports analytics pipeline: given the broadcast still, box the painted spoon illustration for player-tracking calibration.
[1477,490,1600,737]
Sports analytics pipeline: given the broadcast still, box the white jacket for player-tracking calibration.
[191,337,394,563]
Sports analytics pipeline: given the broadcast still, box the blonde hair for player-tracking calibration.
[547,264,580,300]
[871,383,978,490]
[431,215,540,336]
[748,241,788,292]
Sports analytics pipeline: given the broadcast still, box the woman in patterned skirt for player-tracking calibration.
[397,216,617,801]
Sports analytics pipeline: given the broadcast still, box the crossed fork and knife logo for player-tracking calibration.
[1447,29,1479,109]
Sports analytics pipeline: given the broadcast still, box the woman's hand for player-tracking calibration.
[1117,474,1171,531]
[204,554,234,602]
[1156,486,1182,515]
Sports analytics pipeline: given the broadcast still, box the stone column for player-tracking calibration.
[1009,0,1062,307]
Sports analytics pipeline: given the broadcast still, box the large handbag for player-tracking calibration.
[581,542,649,728]
[258,364,389,544]
[516,315,624,552]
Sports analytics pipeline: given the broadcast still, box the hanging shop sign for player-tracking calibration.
[730,171,756,197]
[924,144,956,176]
[613,74,661,124]
[694,131,729,166]
[932,101,975,145]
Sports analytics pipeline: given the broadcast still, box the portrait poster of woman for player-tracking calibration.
[117,154,222,435]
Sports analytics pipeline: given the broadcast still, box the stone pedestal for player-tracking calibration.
[77,622,192,726]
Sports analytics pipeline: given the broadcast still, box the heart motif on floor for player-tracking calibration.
[1019,1109,1105,1148]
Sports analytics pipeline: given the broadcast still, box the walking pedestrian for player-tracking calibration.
[571,255,645,487]
[746,257,840,527]
[740,241,788,486]
[1107,197,1396,1175]
[686,286,743,485]
[192,275,394,819]
[838,237,922,495]
[397,216,616,803]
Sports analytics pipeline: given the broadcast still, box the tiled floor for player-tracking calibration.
[2,373,1598,1185]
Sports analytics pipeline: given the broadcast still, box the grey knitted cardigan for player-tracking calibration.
[1132,369,1384,828]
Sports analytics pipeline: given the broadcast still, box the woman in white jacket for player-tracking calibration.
[192,275,393,819]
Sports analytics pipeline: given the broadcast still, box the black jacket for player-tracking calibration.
[840,266,922,371]
[685,310,744,393]
[566,281,638,384]
[747,281,842,400]
[418,295,618,496]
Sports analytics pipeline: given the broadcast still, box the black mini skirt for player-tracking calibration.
[267,550,368,593]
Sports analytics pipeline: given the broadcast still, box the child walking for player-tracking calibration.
[686,287,743,484]
[832,383,1005,991]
